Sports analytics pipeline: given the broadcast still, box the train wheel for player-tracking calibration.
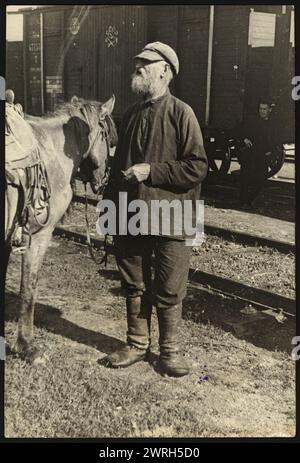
[208,148,231,175]
[267,147,285,178]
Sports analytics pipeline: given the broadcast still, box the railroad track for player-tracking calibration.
[203,183,295,202]
[53,225,295,319]
[72,193,295,255]
[204,172,295,194]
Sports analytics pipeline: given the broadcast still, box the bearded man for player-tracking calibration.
[104,42,208,377]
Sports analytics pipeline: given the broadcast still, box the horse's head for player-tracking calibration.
[70,95,117,194]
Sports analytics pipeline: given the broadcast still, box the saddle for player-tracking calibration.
[5,104,51,229]
[5,104,37,164]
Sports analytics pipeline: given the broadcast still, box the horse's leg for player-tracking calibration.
[15,228,53,358]
[12,226,23,246]
[61,178,76,222]
[4,244,12,281]
[5,184,20,279]
[15,186,73,359]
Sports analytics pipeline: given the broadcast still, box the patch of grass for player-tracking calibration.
[5,239,295,438]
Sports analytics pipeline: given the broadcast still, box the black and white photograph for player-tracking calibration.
[3,3,297,440]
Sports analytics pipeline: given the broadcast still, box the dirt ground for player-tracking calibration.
[62,202,295,299]
[202,168,295,223]
[5,238,295,438]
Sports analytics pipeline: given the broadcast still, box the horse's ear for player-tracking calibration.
[100,94,115,119]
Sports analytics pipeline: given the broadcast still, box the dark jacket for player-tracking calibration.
[238,115,279,155]
[104,89,208,238]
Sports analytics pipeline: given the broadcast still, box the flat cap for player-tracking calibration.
[134,41,179,75]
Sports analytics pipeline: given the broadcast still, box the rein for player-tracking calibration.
[84,183,109,266]
[83,117,112,266]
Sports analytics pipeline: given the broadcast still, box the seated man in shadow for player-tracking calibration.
[238,100,280,211]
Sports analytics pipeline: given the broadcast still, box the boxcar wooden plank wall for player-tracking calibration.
[24,12,43,114]
[147,6,179,50]
[63,7,82,101]
[18,5,294,142]
[244,47,274,113]
[6,41,24,107]
[210,6,249,129]
[43,9,65,111]
[62,5,147,119]
[96,5,147,118]
[176,6,210,125]
[146,6,179,103]
[270,9,295,141]
[97,6,125,112]
[77,7,98,100]
[243,5,294,141]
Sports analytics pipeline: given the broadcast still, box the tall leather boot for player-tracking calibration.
[157,304,190,377]
[107,295,152,368]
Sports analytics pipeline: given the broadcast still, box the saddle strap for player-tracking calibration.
[5,148,40,171]
[18,151,52,230]
[6,125,36,156]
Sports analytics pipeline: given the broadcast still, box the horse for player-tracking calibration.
[5,95,117,361]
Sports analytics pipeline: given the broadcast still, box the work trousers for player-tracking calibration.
[114,235,191,309]
[240,148,268,204]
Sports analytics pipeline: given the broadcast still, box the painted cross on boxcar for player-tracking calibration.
[105,25,119,48]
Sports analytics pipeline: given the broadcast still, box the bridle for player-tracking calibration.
[91,118,112,196]
[78,106,112,196]
[80,108,114,265]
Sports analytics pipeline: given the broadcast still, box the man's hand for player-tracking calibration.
[244,138,253,148]
[121,163,151,184]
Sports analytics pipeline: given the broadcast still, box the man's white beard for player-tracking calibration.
[131,73,158,96]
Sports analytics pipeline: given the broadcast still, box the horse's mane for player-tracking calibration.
[105,113,118,147]
[27,99,118,146]
[26,102,85,125]
[42,102,79,119]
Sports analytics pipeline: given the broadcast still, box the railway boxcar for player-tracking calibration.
[9,5,295,147]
